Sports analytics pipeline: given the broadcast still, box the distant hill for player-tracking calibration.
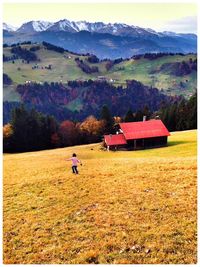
[3,43,197,98]
[3,42,197,123]
[3,19,197,59]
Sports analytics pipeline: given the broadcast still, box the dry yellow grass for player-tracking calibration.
[3,130,197,264]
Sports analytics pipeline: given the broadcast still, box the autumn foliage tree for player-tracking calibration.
[51,133,60,148]
[3,123,13,151]
[58,120,78,147]
[80,116,105,143]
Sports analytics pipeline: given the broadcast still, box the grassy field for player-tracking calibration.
[105,54,197,92]
[3,44,197,101]
[3,130,197,264]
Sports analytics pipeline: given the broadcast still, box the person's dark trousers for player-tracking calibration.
[72,166,78,174]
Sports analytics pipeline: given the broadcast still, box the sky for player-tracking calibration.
[2,2,198,33]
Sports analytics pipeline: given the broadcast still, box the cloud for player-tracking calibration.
[163,16,197,34]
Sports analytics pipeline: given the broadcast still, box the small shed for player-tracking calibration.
[104,134,127,151]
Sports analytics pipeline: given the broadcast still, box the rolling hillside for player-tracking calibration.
[3,43,197,102]
[3,130,197,264]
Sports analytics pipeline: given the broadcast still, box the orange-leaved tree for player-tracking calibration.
[58,120,78,147]
[3,123,13,152]
[79,115,105,142]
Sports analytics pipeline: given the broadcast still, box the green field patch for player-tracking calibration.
[67,98,83,112]
[3,84,21,102]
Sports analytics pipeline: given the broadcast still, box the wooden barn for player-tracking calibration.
[104,119,170,151]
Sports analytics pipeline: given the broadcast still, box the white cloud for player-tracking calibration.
[160,16,197,34]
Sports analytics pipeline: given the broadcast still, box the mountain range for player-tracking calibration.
[4,19,197,39]
[3,20,197,59]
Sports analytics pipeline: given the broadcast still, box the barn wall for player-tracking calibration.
[127,136,168,150]
[144,136,168,148]
[109,145,128,151]
[104,136,168,151]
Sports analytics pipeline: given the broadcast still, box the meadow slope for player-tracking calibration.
[3,130,197,264]
[3,44,197,101]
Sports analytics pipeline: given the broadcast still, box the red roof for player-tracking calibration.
[104,134,127,146]
[119,120,170,140]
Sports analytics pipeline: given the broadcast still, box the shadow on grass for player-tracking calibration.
[168,140,191,147]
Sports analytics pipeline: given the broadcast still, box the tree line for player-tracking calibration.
[13,79,173,124]
[42,41,65,53]
[3,41,32,48]
[75,58,99,73]
[3,92,197,153]
[132,52,185,60]
[3,105,112,153]
[158,92,197,131]
[122,92,197,132]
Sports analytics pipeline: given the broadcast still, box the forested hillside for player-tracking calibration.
[3,42,197,153]
[3,42,197,100]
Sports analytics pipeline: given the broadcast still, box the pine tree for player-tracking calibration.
[187,92,197,129]
[167,103,177,131]
[142,105,151,120]
[176,99,188,131]
[124,109,134,122]
[10,105,29,151]
[160,107,170,129]
[134,110,144,122]
[100,105,114,134]
[9,105,58,152]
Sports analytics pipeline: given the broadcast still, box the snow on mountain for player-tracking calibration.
[17,21,54,33]
[3,23,18,32]
[75,21,93,31]
[46,19,76,32]
[6,19,196,40]
[47,20,107,33]
[32,21,54,31]
[15,19,158,37]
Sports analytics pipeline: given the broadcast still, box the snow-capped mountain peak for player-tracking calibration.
[16,19,156,36]
[75,21,91,31]
[3,23,18,32]
[32,21,54,31]
[17,20,54,33]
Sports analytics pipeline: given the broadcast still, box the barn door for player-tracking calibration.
[134,140,136,150]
